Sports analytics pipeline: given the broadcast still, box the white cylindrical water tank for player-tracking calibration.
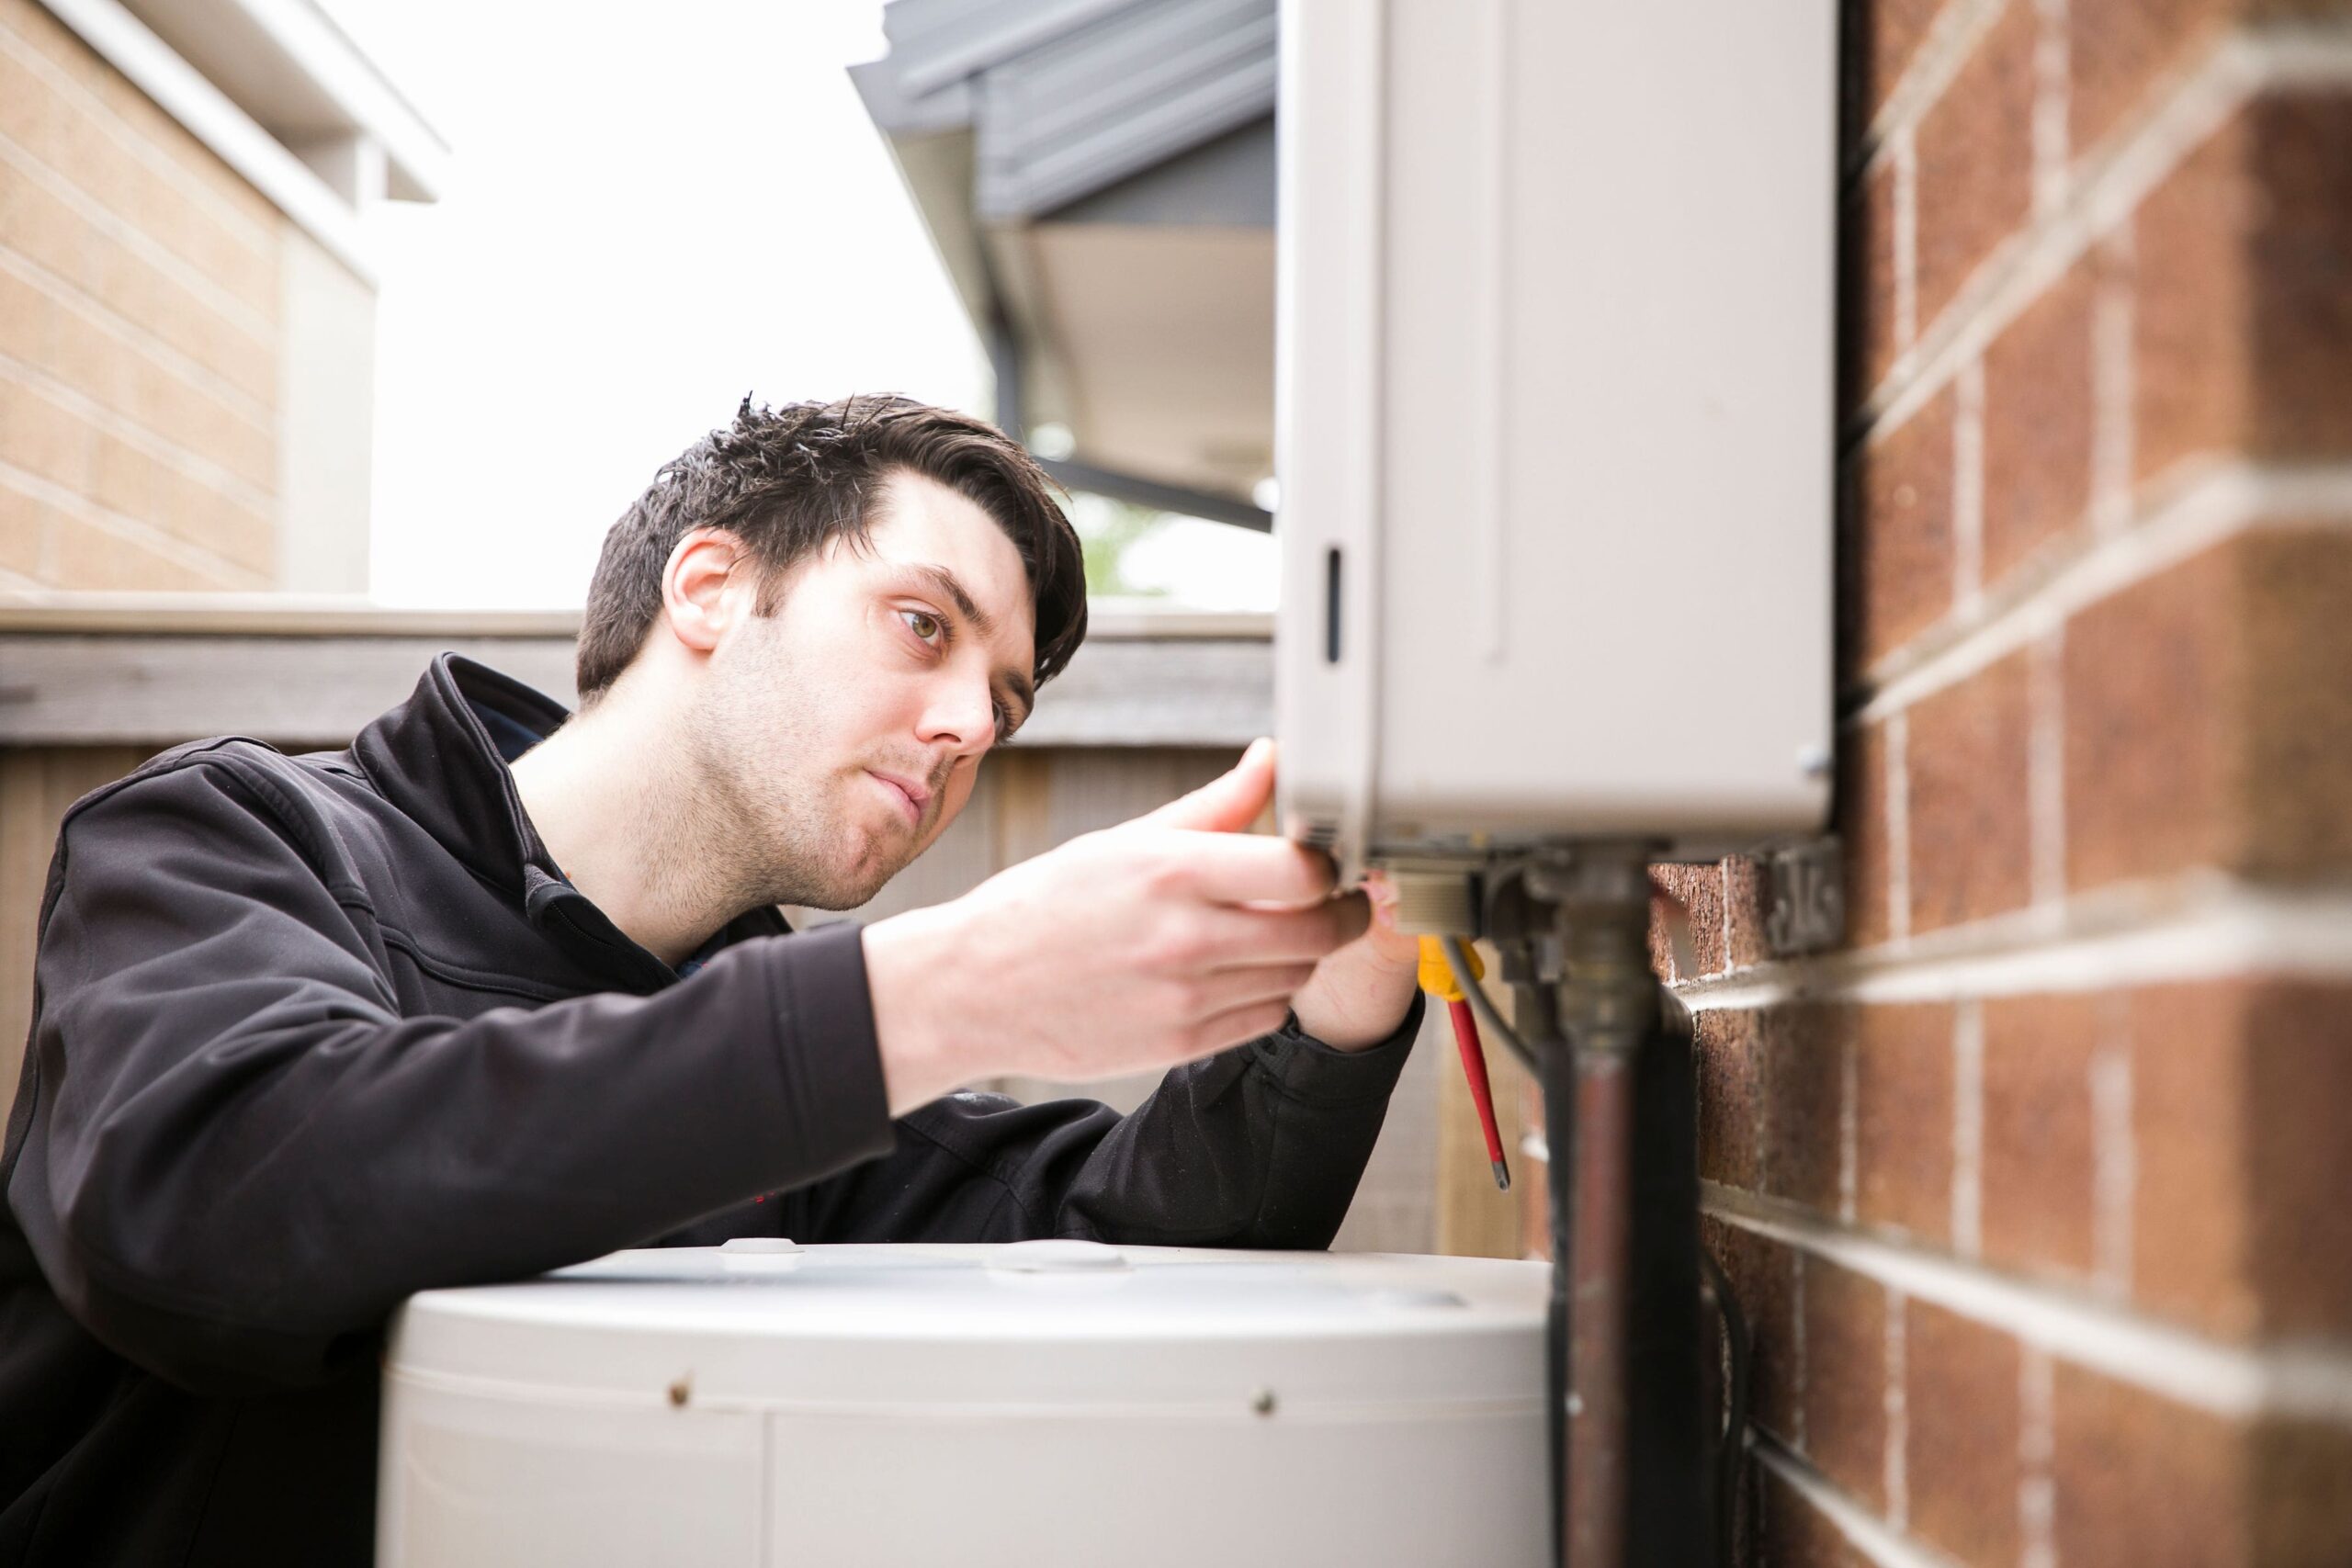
[379,1241,1549,1566]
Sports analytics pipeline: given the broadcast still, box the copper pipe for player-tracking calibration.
[1566,1049,1634,1568]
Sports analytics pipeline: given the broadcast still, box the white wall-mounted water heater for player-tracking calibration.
[1275,0,1839,878]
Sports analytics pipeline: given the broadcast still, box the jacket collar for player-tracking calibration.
[351,654,787,991]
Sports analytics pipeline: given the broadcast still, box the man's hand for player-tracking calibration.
[1285,870,1424,1051]
[862,739,1370,1114]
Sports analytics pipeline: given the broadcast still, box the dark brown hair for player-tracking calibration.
[576,395,1087,704]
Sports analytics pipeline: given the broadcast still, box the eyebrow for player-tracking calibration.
[892,562,1036,723]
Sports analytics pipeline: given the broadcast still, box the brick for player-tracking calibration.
[2135,114,2254,489]
[1849,388,1956,670]
[1905,649,2032,932]
[1649,862,1724,981]
[46,300,137,413]
[1705,1218,1802,1449]
[2052,1363,2244,1567]
[2132,982,2263,1337]
[0,479,46,578]
[129,355,275,492]
[2138,96,2352,487]
[2068,531,2352,892]
[47,510,236,590]
[0,44,60,167]
[1759,1463,1866,1568]
[1802,1259,1888,1513]
[2235,528,2352,878]
[1980,994,2103,1280]
[1724,854,1770,970]
[1836,722,1895,949]
[2063,542,2236,889]
[2132,979,2352,1339]
[1905,1299,2022,1565]
[1758,1003,1849,1214]
[1913,0,2037,332]
[1696,1008,1764,1190]
[2243,96,2352,460]
[0,155,92,284]
[2252,1418,2352,1565]
[2070,0,2236,157]
[0,376,94,489]
[1982,259,2096,585]
[0,264,48,366]
[1852,1001,1954,1242]
[2238,983,2352,1337]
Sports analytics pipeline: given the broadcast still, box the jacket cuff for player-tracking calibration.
[1247,989,1426,1107]
[769,920,895,1165]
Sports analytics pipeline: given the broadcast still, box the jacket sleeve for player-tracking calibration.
[793,990,1424,1251]
[4,760,894,1394]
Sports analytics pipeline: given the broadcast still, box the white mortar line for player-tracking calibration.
[1857,0,2014,176]
[0,246,272,427]
[1705,1183,2352,1426]
[1887,712,1913,943]
[2030,0,2072,219]
[2090,222,2138,536]
[0,348,277,514]
[1952,359,1986,612]
[2018,1348,2058,1568]
[1863,27,2352,447]
[1951,1001,1984,1258]
[1885,1288,1910,1532]
[2028,628,2068,909]
[1675,876,2352,1010]
[0,17,279,255]
[1756,1438,1963,1568]
[0,456,267,586]
[0,133,273,346]
[2090,1033,2136,1301]
[1861,28,2248,440]
[1852,463,2352,724]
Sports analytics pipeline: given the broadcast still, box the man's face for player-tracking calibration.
[686,469,1039,911]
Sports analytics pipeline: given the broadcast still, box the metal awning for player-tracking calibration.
[852,0,1276,526]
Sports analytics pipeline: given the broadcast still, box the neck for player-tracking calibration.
[507,692,741,967]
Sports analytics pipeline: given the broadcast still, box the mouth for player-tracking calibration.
[866,771,929,829]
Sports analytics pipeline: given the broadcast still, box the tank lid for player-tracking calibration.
[387,1244,1546,1416]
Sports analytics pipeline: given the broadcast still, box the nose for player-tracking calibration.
[915,663,997,757]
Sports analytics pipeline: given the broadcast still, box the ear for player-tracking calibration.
[661,529,750,656]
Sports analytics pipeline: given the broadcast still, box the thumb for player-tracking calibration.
[1141,737,1275,833]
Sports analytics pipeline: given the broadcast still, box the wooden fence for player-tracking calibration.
[0,596,1520,1257]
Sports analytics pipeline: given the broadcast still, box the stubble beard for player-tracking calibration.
[681,657,909,916]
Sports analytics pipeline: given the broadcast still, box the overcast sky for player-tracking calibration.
[321,0,988,608]
[319,0,1276,612]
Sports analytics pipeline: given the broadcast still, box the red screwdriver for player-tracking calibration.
[1418,936,1510,1190]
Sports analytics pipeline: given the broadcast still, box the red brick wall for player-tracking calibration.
[1524,2,2352,1562]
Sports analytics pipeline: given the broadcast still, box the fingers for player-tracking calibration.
[1191,963,1318,1016]
[1156,830,1337,907]
[1138,737,1275,833]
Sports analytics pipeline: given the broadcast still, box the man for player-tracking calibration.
[0,396,1425,1565]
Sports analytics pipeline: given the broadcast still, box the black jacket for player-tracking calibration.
[0,654,1419,1567]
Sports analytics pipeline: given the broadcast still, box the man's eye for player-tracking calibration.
[899,609,944,645]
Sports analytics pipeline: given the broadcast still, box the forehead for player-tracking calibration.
[859,472,1037,646]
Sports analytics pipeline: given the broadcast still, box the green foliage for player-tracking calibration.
[1067,496,1170,598]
